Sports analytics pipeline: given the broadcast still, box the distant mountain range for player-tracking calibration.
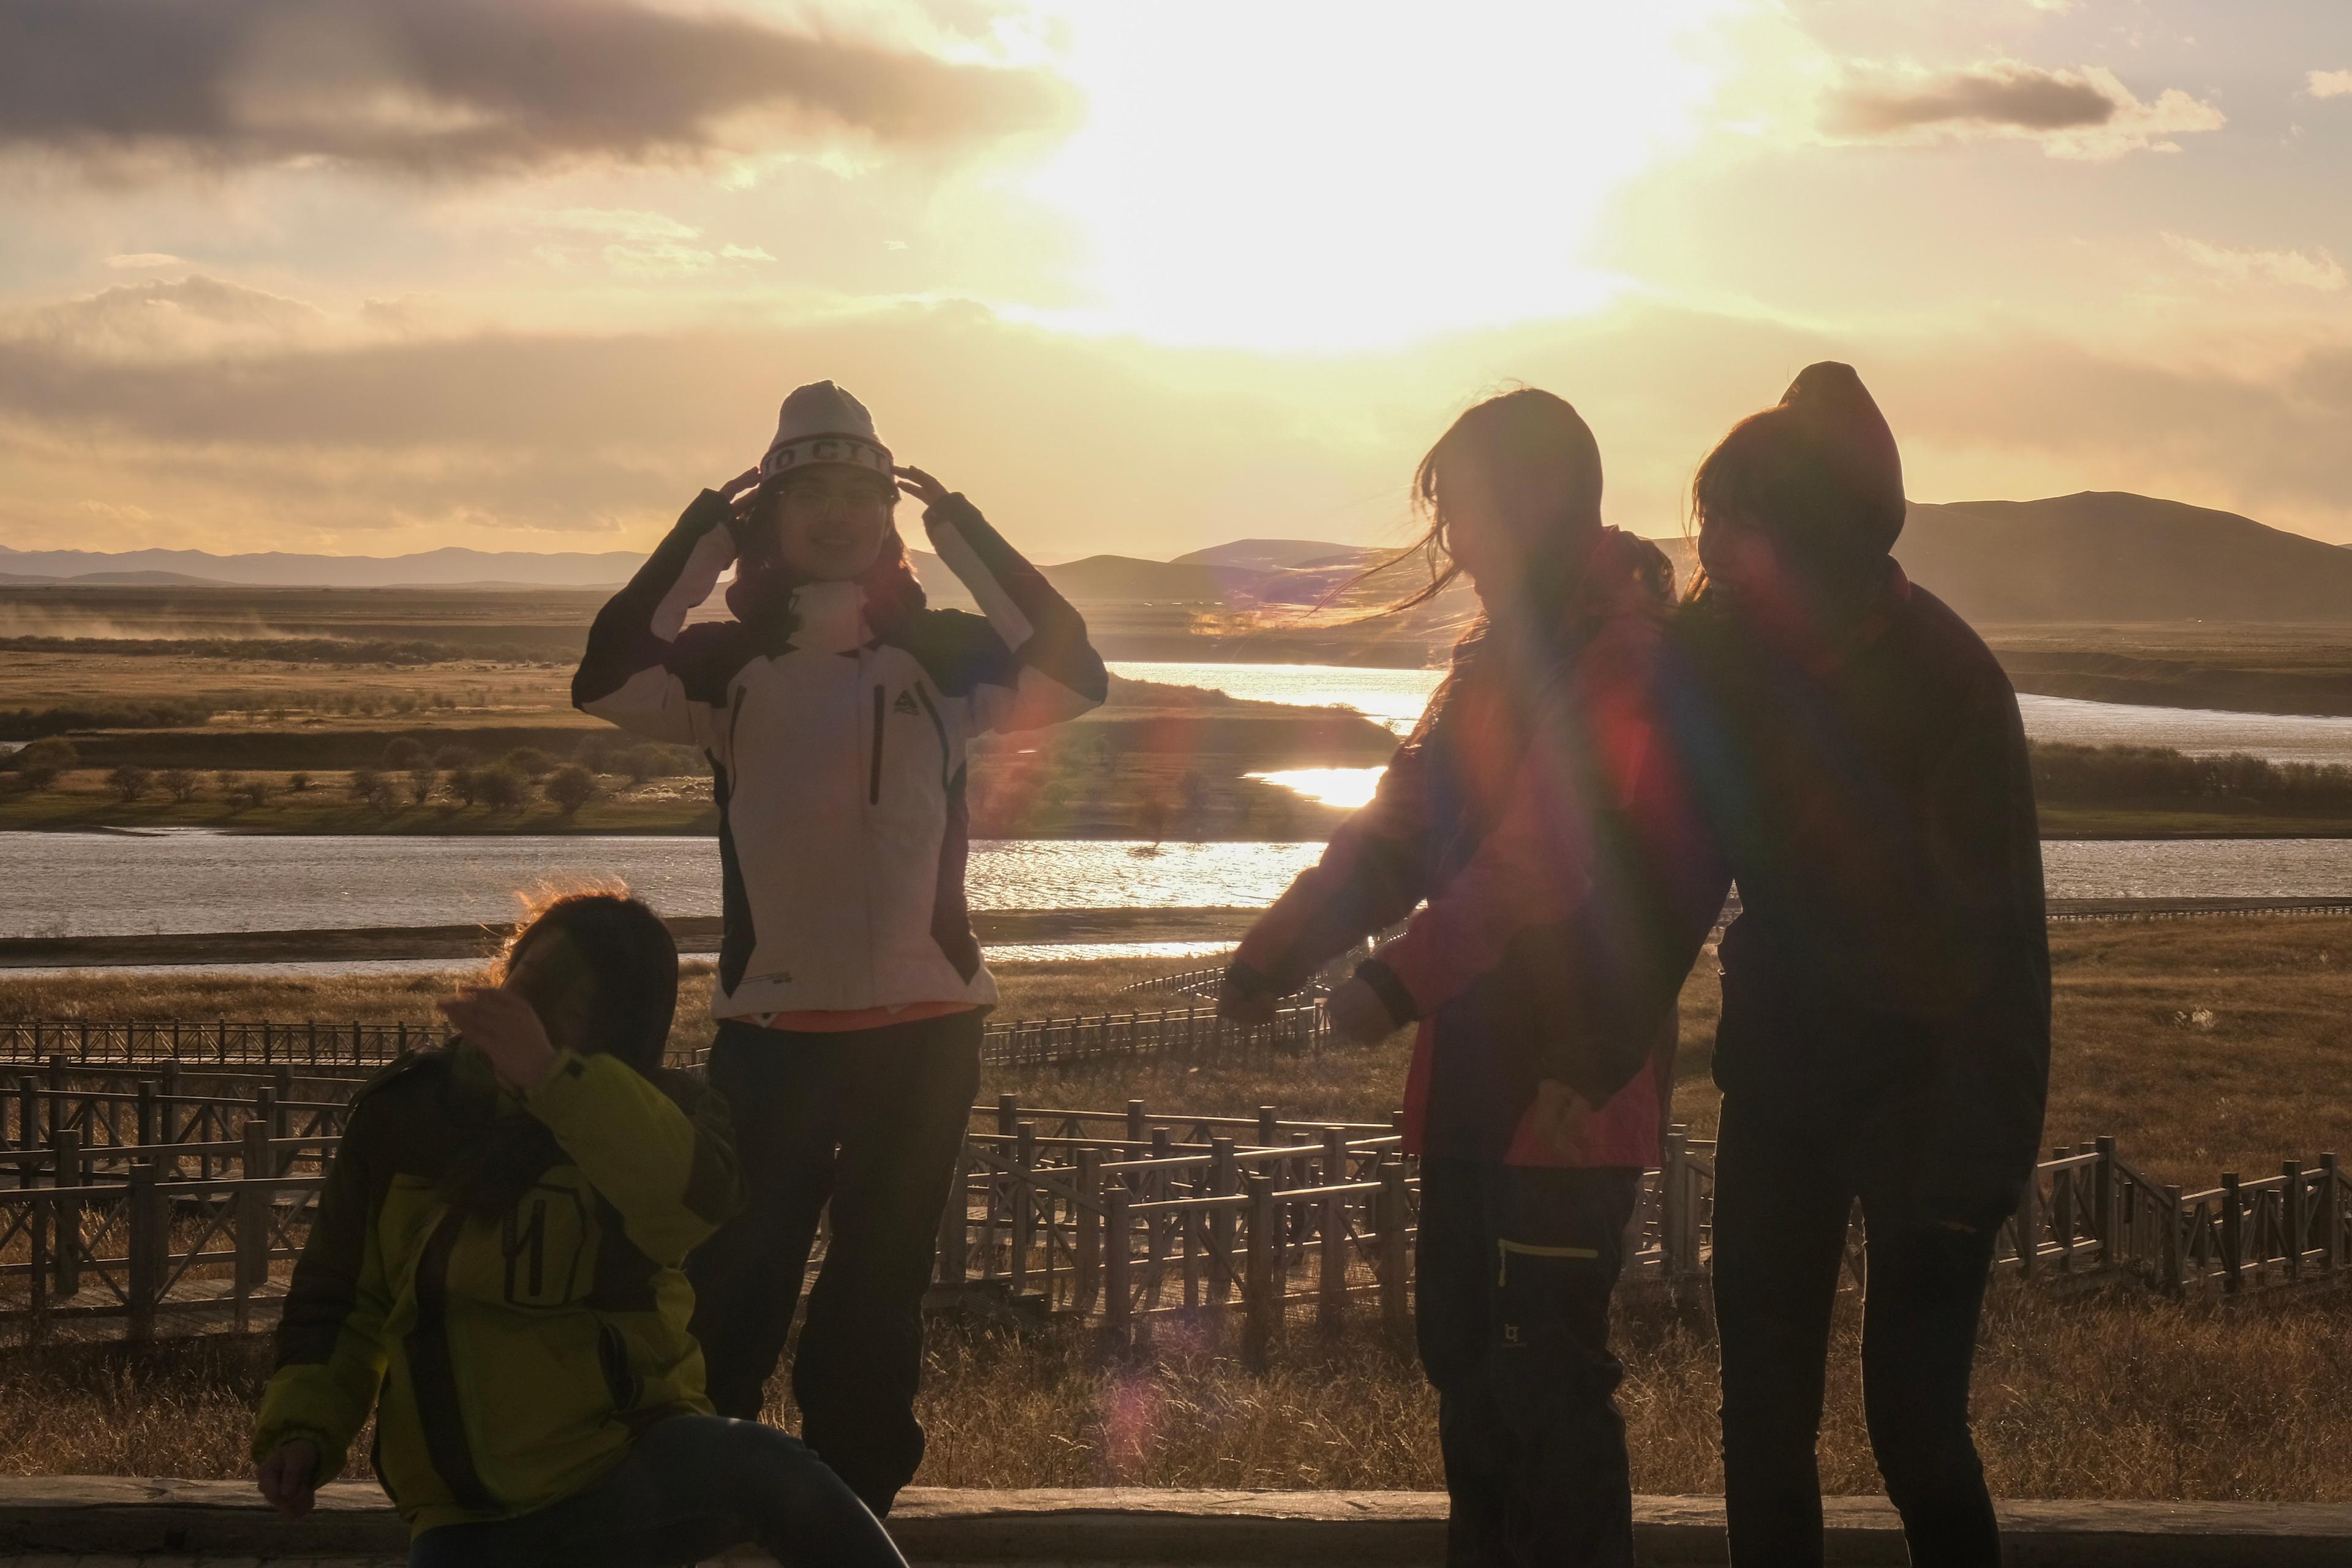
[7,492,2349,620]
[0,544,643,590]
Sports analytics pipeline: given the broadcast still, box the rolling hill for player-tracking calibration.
[7,491,2347,620]
[1892,493,2352,623]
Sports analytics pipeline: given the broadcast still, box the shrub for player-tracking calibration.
[12,736,78,790]
[232,778,274,812]
[408,764,439,807]
[287,772,312,794]
[431,746,475,771]
[346,767,383,803]
[159,767,200,804]
[447,766,481,807]
[383,737,426,769]
[575,736,616,774]
[502,747,553,778]
[106,764,153,803]
[363,774,403,816]
[543,764,598,818]
[476,765,526,810]
[213,769,243,797]
[617,745,663,785]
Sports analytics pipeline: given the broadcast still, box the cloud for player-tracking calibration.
[0,0,1077,178]
[2165,233,2347,293]
[4,292,2351,554]
[1823,62,2224,159]
[105,252,184,268]
[3,274,336,360]
[2309,70,2352,100]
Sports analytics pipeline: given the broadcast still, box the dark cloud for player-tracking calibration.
[0,0,1076,175]
[1828,64,2119,135]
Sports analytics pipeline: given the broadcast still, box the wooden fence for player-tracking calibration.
[4,1061,2343,1347]
[0,1003,1329,1074]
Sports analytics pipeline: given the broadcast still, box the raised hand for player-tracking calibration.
[436,986,559,1093]
[893,464,952,513]
[256,1439,320,1518]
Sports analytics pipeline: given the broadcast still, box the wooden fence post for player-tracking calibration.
[1010,1122,1036,1298]
[996,1093,1017,1137]
[2162,1185,2186,1294]
[236,1119,274,1331]
[1379,1156,1410,1349]
[2094,1136,2119,1271]
[52,1127,81,1300]
[1256,1106,1280,1150]
[1104,1183,1131,1344]
[1661,1126,1688,1280]
[28,1193,50,1343]
[1243,1173,1278,1373]
[1074,1148,1101,1313]
[2015,1159,2041,1280]
[1209,1136,1237,1305]
[1317,1128,1347,1333]
[127,1160,160,1343]
[2220,1172,2243,1294]
[2283,1161,2305,1281]
[2322,1155,2342,1276]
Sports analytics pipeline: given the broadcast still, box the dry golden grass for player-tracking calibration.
[10,1282,2344,1503]
[908,1283,2352,1502]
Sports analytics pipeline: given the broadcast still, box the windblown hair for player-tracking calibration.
[1345,387,1606,625]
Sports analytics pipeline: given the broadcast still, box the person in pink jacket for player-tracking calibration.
[1221,390,1726,1568]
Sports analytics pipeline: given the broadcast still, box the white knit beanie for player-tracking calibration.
[758,380,894,482]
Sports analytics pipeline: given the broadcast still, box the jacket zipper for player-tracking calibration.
[869,683,886,805]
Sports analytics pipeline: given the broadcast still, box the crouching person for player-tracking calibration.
[249,893,907,1568]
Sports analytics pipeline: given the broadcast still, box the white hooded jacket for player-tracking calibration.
[573,489,1106,1020]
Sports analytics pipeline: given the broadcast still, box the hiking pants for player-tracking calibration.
[1713,1091,2002,1568]
[405,1414,905,1568]
[1415,1158,1644,1568]
[685,1010,982,1515]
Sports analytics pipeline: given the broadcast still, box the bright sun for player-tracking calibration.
[1019,0,1737,352]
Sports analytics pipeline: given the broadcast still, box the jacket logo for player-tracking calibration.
[893,690,921,717]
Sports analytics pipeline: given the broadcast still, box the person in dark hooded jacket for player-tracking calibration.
[1670,364,2051,1568]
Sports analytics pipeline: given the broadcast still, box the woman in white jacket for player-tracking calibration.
[573,380,1105,1514]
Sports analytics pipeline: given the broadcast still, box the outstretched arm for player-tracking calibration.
[572,478,754,748]
[900,467,1107,731]
[1223,728,1439,1015]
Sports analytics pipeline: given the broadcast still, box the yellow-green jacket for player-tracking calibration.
[251,1044,742,1536]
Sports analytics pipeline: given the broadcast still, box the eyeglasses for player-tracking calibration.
[775,479,896,516]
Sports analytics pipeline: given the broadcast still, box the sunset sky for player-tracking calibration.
[3,0,2350,560]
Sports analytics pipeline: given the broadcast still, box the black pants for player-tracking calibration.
[1713,1091,2002,1568]
[407,1415,905,1568]
[1415,1158,1643,1568]
[685,1011,981,1516]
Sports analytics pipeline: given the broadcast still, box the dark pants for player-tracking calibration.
[1415,1158,1643,1568]
[686,1010,981,1516]
[406,1414,905,1568]
[1713,1091,2002,1568]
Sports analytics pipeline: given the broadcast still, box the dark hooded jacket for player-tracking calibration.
[1670,364,2051,1224]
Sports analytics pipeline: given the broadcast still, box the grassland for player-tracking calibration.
[1984,622,2352,718]
[3,918,2348,1499]
[4,1262,2346,1502]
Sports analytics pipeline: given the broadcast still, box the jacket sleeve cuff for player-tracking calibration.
[1353,959,1419,1027]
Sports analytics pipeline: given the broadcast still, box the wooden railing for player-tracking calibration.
[4,1063,2344,1347]
[1,1002,1332,1074]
